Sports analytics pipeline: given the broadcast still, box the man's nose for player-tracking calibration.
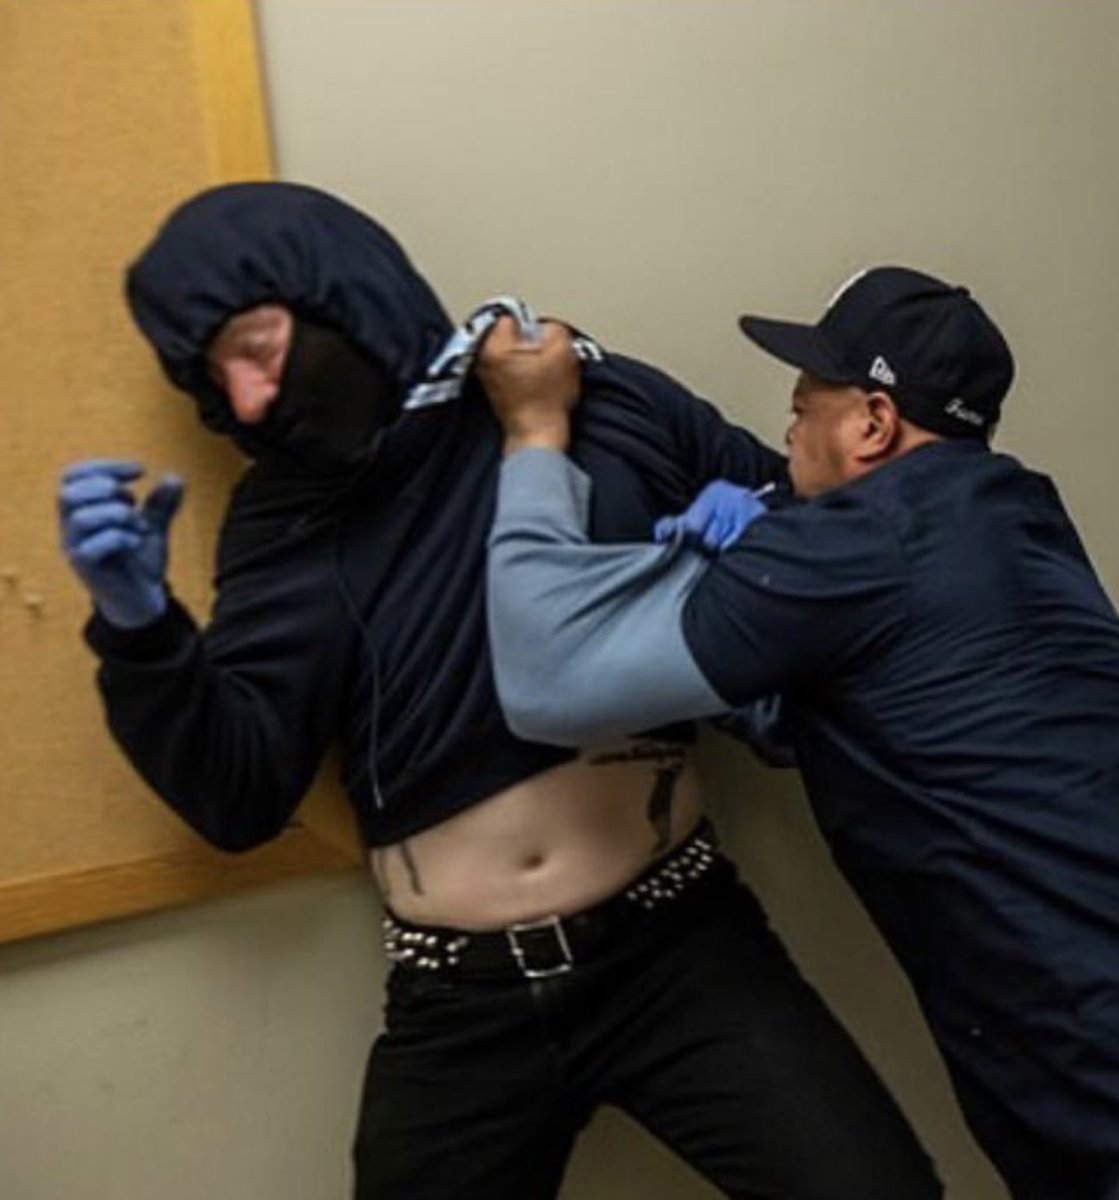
[225,363,278,425]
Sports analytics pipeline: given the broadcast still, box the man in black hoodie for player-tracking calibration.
[58,183,939,1199]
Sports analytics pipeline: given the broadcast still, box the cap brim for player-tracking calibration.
[737,315,855,384]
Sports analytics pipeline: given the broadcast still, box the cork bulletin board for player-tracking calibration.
[0,0,362,944]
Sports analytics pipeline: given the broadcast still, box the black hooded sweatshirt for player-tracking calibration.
[86,182,785,851]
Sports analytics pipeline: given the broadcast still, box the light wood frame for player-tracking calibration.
[0,0,363,945]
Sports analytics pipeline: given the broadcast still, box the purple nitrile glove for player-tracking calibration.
[654,480,771,553]
[59,458,184,629]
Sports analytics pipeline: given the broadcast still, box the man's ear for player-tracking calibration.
[861,390,902,458]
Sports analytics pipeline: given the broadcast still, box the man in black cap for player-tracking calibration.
[482,266,1119,1200]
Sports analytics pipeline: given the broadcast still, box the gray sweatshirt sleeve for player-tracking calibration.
[486,447,729,747]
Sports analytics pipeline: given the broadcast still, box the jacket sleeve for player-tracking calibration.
[587,355,793,758]
[487,449,728,746]
[604,354,788,497]
[487,449,908,746]
[708,697,797,768]
[84,484,356,853]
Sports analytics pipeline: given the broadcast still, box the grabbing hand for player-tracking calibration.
[478,316,580,453]
[59,458,184,628]
[654,480,771,553]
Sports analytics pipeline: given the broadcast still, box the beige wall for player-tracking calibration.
[4,2,1118,1196]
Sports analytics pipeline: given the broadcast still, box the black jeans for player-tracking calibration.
[353,861,941,1199]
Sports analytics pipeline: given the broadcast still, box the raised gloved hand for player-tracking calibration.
[59,458,184,629]
[654,480,772,553]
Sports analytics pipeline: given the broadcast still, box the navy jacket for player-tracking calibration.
[86,182,785,848]
[684,439,1119,1173]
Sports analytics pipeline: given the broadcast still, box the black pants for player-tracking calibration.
[951,1057,1119,1200]
[353,861,941,1199]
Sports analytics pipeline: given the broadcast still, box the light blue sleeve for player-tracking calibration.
[486,447,729,747]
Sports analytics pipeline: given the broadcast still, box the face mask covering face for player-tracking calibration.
[257,319,400,473]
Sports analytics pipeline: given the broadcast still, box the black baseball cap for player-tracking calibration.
[738,266,1014,439]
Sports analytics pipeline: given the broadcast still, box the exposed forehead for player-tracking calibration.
[793,371,834,400]
[792,372,869,412]
[207,303,291,359]
[795,370,862,394]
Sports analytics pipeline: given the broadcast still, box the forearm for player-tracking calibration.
[487,448,729,746]
[86,596,337,852]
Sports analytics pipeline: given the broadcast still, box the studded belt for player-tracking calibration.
[381,820,727,980]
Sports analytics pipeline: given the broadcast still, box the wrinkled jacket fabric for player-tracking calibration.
[87,182,785,848]
[681,440,1119,1191]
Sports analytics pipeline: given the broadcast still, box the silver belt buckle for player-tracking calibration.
[505,914,574,978]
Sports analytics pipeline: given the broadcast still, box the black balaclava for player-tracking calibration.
[253,318,401,474]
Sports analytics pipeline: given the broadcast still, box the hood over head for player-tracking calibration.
[125,181,454,452]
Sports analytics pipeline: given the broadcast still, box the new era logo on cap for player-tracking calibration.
[868,356,897,387]
[737,266,1014,440]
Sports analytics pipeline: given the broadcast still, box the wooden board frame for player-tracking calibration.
[0,0,364,945]
[1,806,362,945]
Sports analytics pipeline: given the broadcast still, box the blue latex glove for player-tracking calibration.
[653,480,772,553]
[59,458,184,629]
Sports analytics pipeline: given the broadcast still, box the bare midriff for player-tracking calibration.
[369,741,704,931]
